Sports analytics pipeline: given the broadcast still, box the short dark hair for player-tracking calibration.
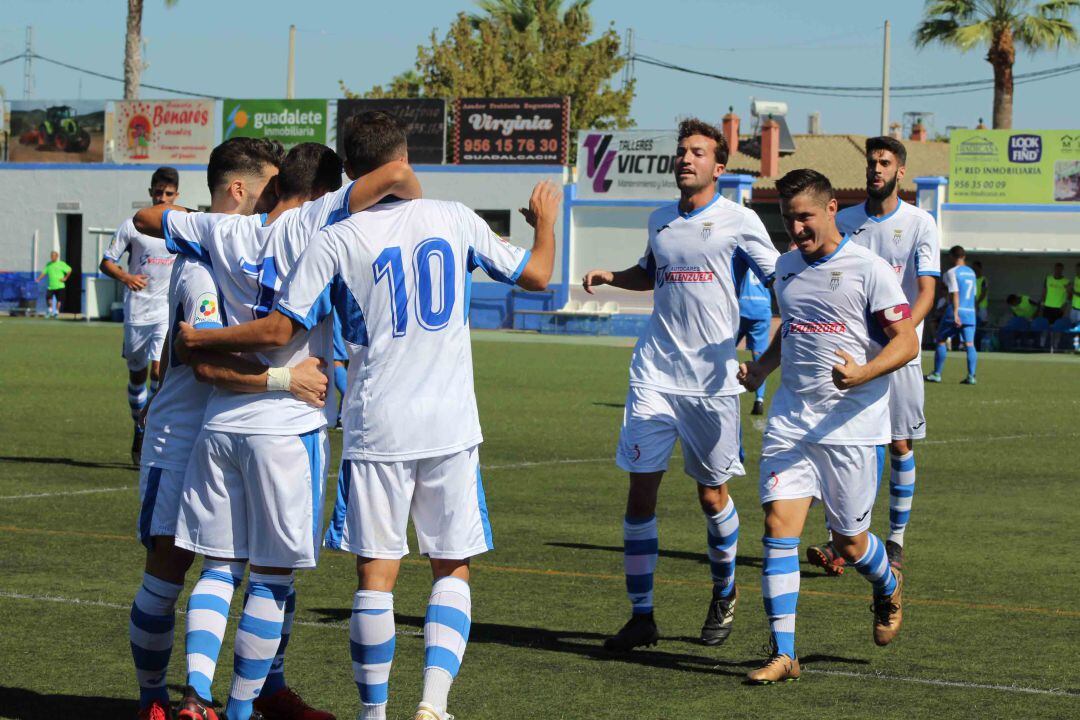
[150,166,179,189]
[949,245,966,259]
[206,137,285,195]
[866,136,907,166]
[677,118,728,165]
[1006,294,1020,304]
[342,111,408,174]
[776,168,835,204]
[277,143,344,200]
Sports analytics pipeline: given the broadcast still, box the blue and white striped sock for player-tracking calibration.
[623,515,658,615]
[350,590,395,720]
[888,451,916,546]
[185,560,244,703]
[421,576,472,716]
[128,382,148,421]
[148,378,162,402]
[260,585,295,697]
[853,533,898,597]
[705,498,739,598]
[762,536,800,658]
[130,572,183,708]
[226,572,291,720]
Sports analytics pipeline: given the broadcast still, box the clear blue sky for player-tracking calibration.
[2,0,1078,135]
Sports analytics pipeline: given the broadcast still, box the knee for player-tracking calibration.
[697,484,728,514]
[430,558,469,581]
[130,369,148,385]
[830,535,863,563]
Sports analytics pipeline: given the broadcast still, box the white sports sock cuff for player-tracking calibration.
[249,571,294,587]
[354,589,394,609]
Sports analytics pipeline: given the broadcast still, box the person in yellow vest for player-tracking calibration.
[1071,262,1080,328]
[1006,294,1039,320]
[973,260,989,349]
[1042,263,1070,350]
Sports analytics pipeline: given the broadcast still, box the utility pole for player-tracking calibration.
[623,27,635,88]
[881,20,890,137]
[23,26,34,99]
[286,24,296,99]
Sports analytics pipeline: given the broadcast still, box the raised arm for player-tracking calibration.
[349,160,422,213]
[133,204,193,239]
[516,181,561,291]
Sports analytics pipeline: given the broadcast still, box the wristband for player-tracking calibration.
[266,366,291,393]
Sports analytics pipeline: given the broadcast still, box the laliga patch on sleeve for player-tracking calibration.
[874,303,911,327]
[195,292,220,324]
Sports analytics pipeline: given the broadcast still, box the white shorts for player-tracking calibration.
[616,387,744,486]
[174,428,329,568]
[889,364,926,441]
[137,464,184,547]
[123,322,168,371]
[324,446,492,560]
[759,433,884,536]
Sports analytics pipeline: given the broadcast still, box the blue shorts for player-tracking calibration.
[737,317,771,355]
[936,321,976,344]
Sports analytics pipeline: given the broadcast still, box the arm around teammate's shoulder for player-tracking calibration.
[347,159,422,214]
[516,180,561,291]
[133,203,194,238]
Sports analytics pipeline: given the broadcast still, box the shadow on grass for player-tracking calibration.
[591,402,625,409]
[0,455,133,470]
[307,609,868,679]
[0,687,137,719]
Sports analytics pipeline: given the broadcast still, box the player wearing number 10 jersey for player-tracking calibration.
[175,112,561,720]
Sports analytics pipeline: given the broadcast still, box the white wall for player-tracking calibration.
[568,205,655,311]
[942,208,1080,254]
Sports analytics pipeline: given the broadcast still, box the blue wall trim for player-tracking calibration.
[943,203,1080,213]
[0,162,209,171]
[559,182,575,307]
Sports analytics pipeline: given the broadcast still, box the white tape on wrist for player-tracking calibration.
[266,366,291,393]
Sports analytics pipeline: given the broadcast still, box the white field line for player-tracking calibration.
[0,589,1074,698]
[0,486,134,500]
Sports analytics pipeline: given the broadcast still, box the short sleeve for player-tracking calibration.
[299,182,354,232]
[866,256,909,314]
[103,222,132,262]
[164,210,229,263]
[944,269,959,294]
[915,217,941,278]
[735,210,779,282]
[637,223,654,273]
[462,206,529,285]
[179,260,223,329]
[61,262,72,274]
[276,229,339,330]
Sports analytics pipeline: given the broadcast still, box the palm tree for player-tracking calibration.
[915,1,1079,129]
[469,0,592,32]
[123,0,178,99]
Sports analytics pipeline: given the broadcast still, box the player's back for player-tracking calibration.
[948,265,978,323]
[306,199,514,460]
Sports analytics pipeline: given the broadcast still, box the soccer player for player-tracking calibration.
[140,136,422,720]
[806,137,940,574]
[36,250,71,318]
[174,113,559,720]
[582,119,779,651]
[101,167,181,463]
[738,169,917,684]
[926,245,978,384]
[736,264,773,415]
[127,138,330,720]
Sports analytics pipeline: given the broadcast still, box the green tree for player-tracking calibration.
[914,0,1079,129]
[123,0,179,99]
[341,1,634,135]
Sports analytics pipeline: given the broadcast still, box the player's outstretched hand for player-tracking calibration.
[290,357,328,408]
[831,349,867,390]
[581,269,614,295]
[519,180,561,228]
[737,361,767,391]
[125,273,149,291]
[174,321,196,363]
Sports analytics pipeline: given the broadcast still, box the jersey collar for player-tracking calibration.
[864,198,903,223]
[802,234,850,267]
[678,190,720,219]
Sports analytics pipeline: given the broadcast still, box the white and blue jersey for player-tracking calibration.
[838,200,939,365]
[737,264,773,322]
[162,184,354,433]
[944,265,978,327]
[104,218,175,326]
[631,193,779,396]
[276,198,530,461]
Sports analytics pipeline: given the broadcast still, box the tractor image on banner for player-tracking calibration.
[8,99,105,163]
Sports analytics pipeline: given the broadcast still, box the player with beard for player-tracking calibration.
[582,119,779,652]
[805,137,939,574]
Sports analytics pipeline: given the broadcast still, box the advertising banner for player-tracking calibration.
[113,99,215,164]
[949,129,1080,203]
[337,98,446,164]
[453,97,569,164]
[8,99,105,163]
[222,99,327,148]
[576,130,678,200]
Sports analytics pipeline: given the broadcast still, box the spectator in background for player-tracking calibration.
[973,260,989,349]
[1070,262,1080,329]
[735,263,773,415]
[1042,263,1069,350]
[1001,293,1040,350]
[35,250,71,319]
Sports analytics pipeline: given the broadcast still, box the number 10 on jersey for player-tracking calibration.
[372,238,456,337]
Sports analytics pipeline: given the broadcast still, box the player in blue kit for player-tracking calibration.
[582,119,779,652]
[926,245,978,384]
[736,266,773,415]
[174,112,560,720]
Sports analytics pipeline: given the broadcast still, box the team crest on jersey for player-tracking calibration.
[701,222,713,241]
[830,271,843,290]
[892,228,903,244]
